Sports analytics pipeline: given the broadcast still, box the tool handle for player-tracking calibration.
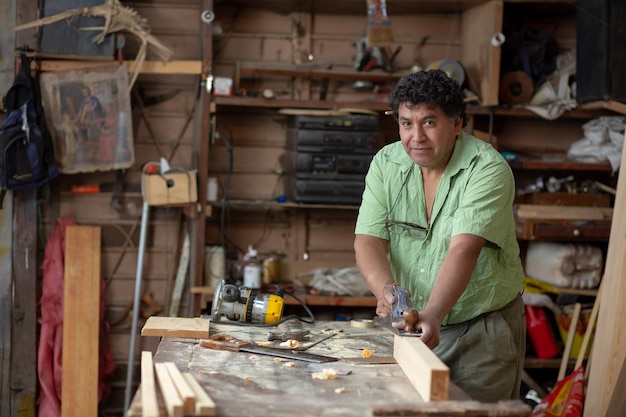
[199,335,250,351]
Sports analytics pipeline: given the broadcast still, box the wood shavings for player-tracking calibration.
[273,357,289,363]
[312,368,338,380]
[243,376,251,382]
[279,339,300,348]
[361,349,374,358]
[282,361,296,368]
[335,387,347,394]
[255,341,273,347]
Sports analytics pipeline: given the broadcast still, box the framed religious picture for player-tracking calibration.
[40,63,134,174]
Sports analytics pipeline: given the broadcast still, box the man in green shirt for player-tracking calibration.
[354,69,525,402]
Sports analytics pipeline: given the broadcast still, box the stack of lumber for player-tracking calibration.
[141,351,216,417]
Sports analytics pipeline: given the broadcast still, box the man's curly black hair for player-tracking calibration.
[388,69,468,128]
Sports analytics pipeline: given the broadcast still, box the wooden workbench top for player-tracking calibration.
[128,320,530,417]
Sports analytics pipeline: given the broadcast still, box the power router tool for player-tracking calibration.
[211,279,285,325]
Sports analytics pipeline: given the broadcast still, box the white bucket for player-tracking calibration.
[204,246,225,287]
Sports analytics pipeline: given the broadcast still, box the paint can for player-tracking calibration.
[263,258,279,284]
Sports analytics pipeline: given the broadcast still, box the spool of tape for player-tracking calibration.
[499,71,534,105]
[491,32,506,47]
[351,319,375,328]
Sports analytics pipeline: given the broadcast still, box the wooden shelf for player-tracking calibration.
[524,357,567,369]
[238,64,402,84]
[213,95,623,121]
[191,286,377,308]
[207,199,359,212]
[220,0,575,15]
[213,95,390,112]
[509,159,613,172]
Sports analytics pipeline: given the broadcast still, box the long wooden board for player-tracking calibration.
[393,335,450,401]
[584,131,626,417]
[141,351,159,417]
[154,363,183,417]
[182,373,216,416]
[62,226,101,417]
[141,316,209,338]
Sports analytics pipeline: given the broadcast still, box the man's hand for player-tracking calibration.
[413,308,442,349]
[376,288,395,318]
[391,308,419,333]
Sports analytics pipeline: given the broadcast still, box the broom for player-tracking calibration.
[366,0,394,47]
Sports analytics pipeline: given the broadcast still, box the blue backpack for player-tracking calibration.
[0,53,58,208]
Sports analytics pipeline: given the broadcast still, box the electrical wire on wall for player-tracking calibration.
[212,127,233,259]
[251,173,286,249]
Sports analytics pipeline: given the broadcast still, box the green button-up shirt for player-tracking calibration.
[355,131,524,325]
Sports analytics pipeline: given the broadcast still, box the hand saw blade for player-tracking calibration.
[239,345,338,363]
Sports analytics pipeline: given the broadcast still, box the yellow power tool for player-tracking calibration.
[211,279,284,325]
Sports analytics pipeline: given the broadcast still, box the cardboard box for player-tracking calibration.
[142,170,198,206]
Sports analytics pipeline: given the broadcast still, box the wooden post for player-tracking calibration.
[62,225,101,417]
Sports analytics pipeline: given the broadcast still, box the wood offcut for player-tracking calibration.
[141,316,210,339]
[393,334,450,402]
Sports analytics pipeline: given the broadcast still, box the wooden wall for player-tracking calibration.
[205,4,471,272]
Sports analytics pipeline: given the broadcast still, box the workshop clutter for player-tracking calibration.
[203,246,225,288]
[556,305,594,360]
[567,116,625,172]
[524,242,603,289]
[141,159,198,206]
[525,305,561,359]
[295,266,372,297]
[229,246,282,289]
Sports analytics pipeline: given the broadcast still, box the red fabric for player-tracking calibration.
[37,218,116,416]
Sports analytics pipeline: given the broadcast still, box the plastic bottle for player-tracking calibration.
[243,246,262,289]
[525,305,560,359]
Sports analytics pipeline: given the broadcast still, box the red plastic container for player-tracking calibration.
[525,305,560,359]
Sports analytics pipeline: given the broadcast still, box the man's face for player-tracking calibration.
[398,102,462,171]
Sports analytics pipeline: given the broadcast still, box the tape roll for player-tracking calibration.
[351,319,375,328]
[491,32,506,47]
[499,71,534,105]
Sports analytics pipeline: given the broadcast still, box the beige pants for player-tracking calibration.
[433,294,526,403]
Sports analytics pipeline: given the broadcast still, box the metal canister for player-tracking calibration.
[262,258,279,284]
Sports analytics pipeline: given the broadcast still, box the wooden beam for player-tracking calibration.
[62,225,101,417]
[393,334,450,401]
[584,130,626,417]
[154,363,183,417]
[182,373,216,416]
[141,352,159,417]
[39,59,202,74]
[141,316,209,339]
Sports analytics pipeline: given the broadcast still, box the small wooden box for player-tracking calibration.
[142,170,198,206]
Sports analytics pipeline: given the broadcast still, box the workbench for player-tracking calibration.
[128,320,531,417]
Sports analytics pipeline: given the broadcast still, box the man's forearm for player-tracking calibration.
[425,234,483,322]
[354,234,394,300]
